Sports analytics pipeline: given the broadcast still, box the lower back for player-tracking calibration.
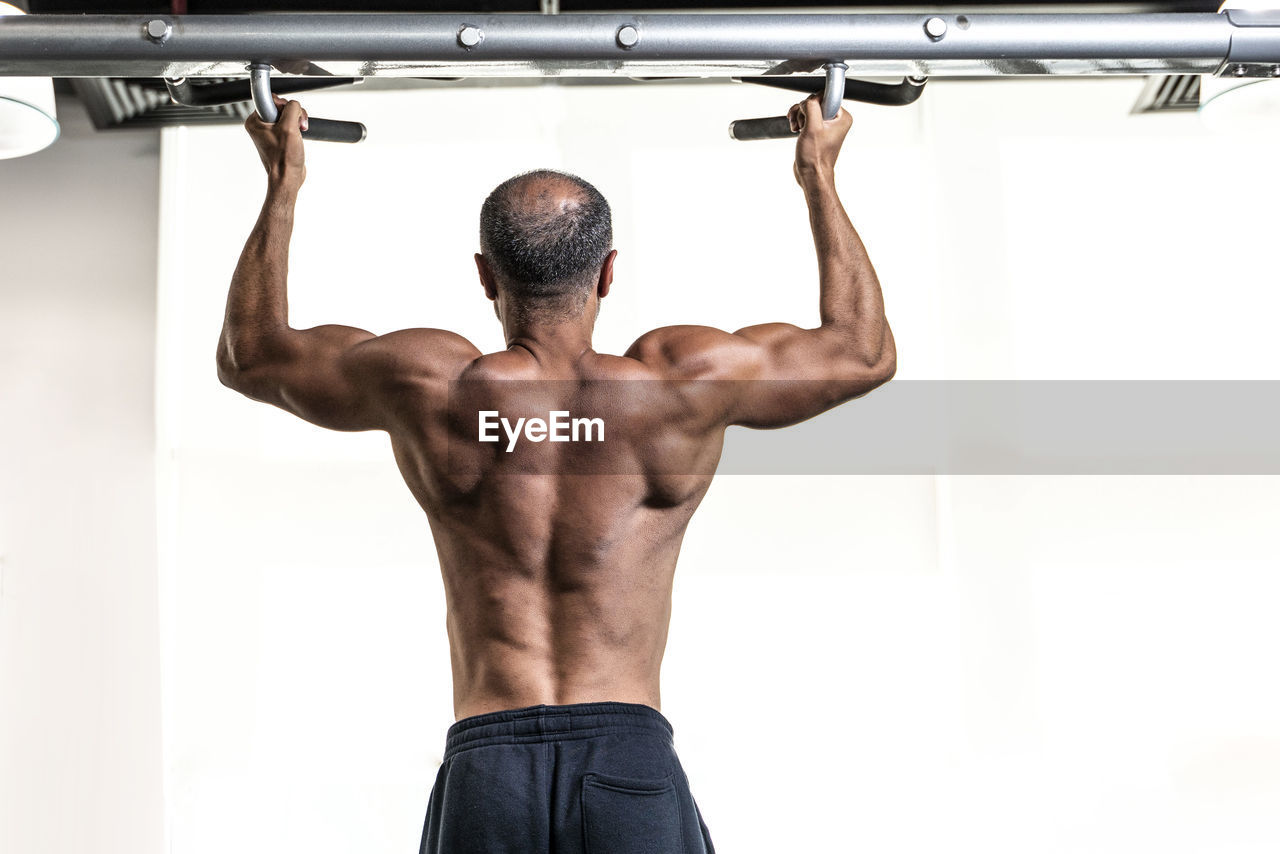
[435,513,684,720]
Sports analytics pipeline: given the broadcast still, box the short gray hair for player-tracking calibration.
[479,169,613,300]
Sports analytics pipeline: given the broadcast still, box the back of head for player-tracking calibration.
[479,169,613,314]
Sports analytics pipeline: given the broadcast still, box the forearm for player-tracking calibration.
[218,184,299,372]
[800,170,893,367]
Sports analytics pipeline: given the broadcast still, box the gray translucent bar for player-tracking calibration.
[0,12,1264,79]
[443,381,1280,476]
[721,381,1280,475]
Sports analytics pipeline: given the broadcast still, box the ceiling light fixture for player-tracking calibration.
[0,2,59,159]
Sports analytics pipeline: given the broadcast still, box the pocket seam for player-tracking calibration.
[581,772,686,854]
[583,772,678,796]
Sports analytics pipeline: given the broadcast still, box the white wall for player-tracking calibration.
[0,96,164,854]
[149,76,1278,854]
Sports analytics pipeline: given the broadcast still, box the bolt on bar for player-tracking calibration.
[1,11,1279,79]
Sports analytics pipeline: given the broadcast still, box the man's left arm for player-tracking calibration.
[216,97,477,432]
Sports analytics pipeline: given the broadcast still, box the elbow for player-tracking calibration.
[215,341,256,392]
[216,330,287,391]
[834,328,896,390]
[872,333,897,384]
[216,354,271,402]
[825,350,894,404]
[871,349,897,386]
[216,358,241,391]
[847,349,895,391]
[215,338,239,388]
[864,324,897,386]
[215,343,234,388]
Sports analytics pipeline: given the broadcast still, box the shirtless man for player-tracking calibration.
[218,92,894,854]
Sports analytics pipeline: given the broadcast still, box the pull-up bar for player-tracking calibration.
[6,11,1278,145]
[2,11,1280,80]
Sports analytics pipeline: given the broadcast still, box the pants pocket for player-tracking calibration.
[581,772,684,854]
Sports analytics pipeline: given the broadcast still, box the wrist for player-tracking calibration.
[265,180,300,210]
[798,166,837,196]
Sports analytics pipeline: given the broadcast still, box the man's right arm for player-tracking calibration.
[627,95,896,428]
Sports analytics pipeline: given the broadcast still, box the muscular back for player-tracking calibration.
[222,315,893,720]
[383,342,730,719]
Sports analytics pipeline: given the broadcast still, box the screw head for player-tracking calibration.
[458,26,483,48]
[145,19,171,42]
[925,17,948,40]
[617,25,640,49]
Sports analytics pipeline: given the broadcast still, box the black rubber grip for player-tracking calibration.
[301,118,367,144]
[728,115,796,141]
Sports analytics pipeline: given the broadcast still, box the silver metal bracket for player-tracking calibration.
[821,62,847,121]
[1214,61,1280,79]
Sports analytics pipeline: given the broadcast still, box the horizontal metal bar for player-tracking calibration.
[0,12,1274,79]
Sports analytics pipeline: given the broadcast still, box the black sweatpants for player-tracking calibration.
[419,702,716,854]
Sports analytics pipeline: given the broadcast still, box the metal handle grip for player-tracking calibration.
[729,72,928,141]
[298,117,367,144]
[820,62,847,121]
[729,116,797,141]
[249,63,366,144]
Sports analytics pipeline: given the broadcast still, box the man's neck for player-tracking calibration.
[502,317,596,364]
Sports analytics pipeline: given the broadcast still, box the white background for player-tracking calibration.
[4,75,1280,854]
[0,97,164,854]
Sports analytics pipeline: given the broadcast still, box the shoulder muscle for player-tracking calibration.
[344,327,482,386]
[625,324,769,380]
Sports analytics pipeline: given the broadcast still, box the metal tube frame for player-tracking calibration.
[2,11,1280,80]
[249,63,279,122]
[821,62,847,121]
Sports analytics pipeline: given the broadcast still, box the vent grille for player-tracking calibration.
[1132,73,1201,113]
[72,77,254,130]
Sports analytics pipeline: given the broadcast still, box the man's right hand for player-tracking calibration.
[788,94,852,188]
[244,94,309,192]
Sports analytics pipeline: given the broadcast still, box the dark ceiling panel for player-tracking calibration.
[562,1,1221,8]
[25,1,1225,12]
[27,1,540,11]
